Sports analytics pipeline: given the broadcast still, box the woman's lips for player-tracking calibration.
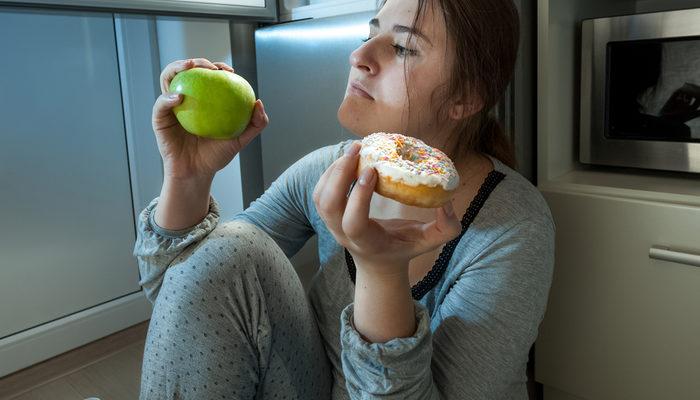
[349,82,374,100]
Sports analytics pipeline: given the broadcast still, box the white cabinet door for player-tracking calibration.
[0,0,275,19]
[0,7,141,339]
[535,191,700,400]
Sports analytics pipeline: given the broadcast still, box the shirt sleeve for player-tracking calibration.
[338,217,556,399]
[132,141,348,304]
[132,195,221,303]
[228,142,343,257]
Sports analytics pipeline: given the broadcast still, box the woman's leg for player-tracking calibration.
[140,220,331,399]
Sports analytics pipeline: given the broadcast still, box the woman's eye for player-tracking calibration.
[392,44,418,57]
[360,37,418,57]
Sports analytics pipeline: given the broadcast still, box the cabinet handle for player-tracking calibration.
[649,246,700,268]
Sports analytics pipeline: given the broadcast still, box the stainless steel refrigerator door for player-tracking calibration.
[255,11,373,286]
[255,11,373,186]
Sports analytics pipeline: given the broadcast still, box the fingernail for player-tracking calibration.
[358,167,374,186]
[168,93,180,100]
[344,142,360,156]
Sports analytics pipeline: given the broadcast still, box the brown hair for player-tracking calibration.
[380,0,520,169]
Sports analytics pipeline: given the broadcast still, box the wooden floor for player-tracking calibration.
[0,321,148,400]
[0,320,542,400]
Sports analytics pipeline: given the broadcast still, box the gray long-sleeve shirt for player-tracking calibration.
[134,139,555,399]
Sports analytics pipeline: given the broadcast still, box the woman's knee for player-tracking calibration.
[153,220,293,337]
[161,220,279,296]
[143,221,330,398]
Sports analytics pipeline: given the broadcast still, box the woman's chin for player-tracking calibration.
[338,97,406,136]
[337,102,371,137]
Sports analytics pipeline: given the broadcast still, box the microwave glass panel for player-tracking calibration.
[606,38,700,142]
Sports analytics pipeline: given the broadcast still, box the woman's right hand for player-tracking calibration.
[152,58,269,181]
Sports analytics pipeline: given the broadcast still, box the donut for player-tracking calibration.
[357,132,460,208]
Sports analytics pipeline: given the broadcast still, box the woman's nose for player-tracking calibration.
[349,45,378,75]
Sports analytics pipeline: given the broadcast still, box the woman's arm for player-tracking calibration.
[133,141,349,303]
[231,141,349,257]
[353,261,415,343]
[339,217,556,399]
[153,174,214,231]
[133,193,220,303]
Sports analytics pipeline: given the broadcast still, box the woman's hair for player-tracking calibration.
[379,0,520,169]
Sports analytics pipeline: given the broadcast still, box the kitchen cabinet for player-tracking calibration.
[0,6,150,376]
[536,192,700,399]
[279,0,376,21]
[0,0,276,20]
[0,3,265,377]
[534,0,700,399]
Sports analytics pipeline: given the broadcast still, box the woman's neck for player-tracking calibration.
[452,151,494,193]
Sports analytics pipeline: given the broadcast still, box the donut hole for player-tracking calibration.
[397,143,424,163]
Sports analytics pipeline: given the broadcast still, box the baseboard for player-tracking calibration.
[0,291,152,378]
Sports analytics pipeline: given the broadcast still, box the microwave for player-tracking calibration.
[580,9,700,174]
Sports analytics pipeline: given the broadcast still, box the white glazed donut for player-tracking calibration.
[357,132,460,208]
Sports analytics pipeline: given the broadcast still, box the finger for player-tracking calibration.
[152,92,184,128]
[313,157,342,206]
[415,200,462,252]
[160,58,218,94]
[248,99,268,129]
[229,100,268,150]
[374,218,424,231]
[316,141,361,233]
[342,166,377,239]
[313,141,359,207]
[375,218,428,243]
[312,149,355,216]
[212,62,235,73]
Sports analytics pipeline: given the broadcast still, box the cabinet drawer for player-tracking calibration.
[535,191,700,400]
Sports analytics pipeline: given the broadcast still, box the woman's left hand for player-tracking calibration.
[313,141,462,277]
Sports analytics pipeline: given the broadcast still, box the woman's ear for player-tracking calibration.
[449,96,483,120]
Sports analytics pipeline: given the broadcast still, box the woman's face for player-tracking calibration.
[337,0,455,146]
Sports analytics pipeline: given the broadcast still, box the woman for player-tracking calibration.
[135,0,555,398]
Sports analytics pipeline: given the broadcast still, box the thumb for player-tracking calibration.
[249,99,268,129]
[232,99,268,149]
[418,200,462,252]
[152,92,183,127]
[342,165,377,240]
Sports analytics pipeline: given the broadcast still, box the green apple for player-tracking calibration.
[169,67,256,140]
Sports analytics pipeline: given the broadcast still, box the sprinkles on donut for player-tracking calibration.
[358,132,460,208]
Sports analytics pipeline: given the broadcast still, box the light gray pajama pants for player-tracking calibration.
[140,220,333,399]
